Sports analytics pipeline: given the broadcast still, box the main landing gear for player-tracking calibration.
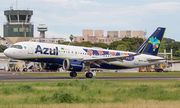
[69,71,93,78]
[85,72,93,78]
[85,65,93,78]
[69,65,93,78]
[70,71,77,77]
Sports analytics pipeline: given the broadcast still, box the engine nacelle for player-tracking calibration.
[63,59,84,72]
[41,63,60,70]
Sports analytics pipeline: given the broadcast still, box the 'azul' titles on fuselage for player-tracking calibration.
[35,45,58,55]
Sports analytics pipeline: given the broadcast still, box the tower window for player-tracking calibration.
[6,15,10,22]
[13,28,18,32]
[19,15,26,22]
[10,15,18,22]
[19,28,23,32]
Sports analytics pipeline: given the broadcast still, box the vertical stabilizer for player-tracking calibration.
[134,27,166,56]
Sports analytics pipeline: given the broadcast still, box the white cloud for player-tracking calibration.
[30,1,180,28]
[145,2,180,13]
[1,1,180,41]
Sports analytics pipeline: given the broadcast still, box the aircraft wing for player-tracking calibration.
[74,53,140,67]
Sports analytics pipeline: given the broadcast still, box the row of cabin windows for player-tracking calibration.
[58,50,112,57]
[34,48,112,57]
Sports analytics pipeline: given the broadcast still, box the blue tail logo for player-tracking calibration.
[148,37,160,51]
[134,27,166,56]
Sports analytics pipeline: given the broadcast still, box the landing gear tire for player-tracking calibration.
[23,68,27,72]
[70,71,77,77]
[86,72,93,78]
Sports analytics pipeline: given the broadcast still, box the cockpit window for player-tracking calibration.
[11,45,23,49]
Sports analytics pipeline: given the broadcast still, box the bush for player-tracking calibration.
[174,83,180,88]
[17,85,33,93]
[52,92,75,103]
[133,85,149,93]
[40,94,48,103]
[81,84,89,91]
[2,87,12,95]
[57,82,68,87]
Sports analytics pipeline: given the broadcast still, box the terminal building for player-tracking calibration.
[31,37,66,44]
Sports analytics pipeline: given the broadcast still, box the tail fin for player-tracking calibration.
[134,27,166,56]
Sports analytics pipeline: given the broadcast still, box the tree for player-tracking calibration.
[60,41,70,45]
[109,41,121,49]
[0,36,5,40]
[69,34,74,42]
[116,44,128,51]
[0,45,6,52]
[93,43,109,49]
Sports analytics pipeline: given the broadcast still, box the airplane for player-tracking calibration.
[4,27,166,78]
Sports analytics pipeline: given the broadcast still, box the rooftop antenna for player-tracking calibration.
[10,4,13,10]
[143,29,147,39]
[27,4,29,10]
[16,0,18,10]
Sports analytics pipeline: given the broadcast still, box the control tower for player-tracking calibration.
[3,10,34,46]
[37,24,47,38]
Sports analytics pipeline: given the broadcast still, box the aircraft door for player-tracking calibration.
[28,43,33,54]
[134,56,139,66]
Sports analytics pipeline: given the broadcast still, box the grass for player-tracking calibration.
[20,72,180,77]
[0,80,180,107]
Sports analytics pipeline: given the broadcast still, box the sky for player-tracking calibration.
[0,0,180,41]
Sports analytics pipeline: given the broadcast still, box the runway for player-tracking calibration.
[0,72,179,81]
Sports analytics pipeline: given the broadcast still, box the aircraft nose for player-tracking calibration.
[4,48,12,58]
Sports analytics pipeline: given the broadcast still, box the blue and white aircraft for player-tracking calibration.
[4,27,166,78]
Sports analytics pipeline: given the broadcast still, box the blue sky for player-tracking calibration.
[0,0,180,41]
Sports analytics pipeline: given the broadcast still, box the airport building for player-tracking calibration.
[31,37,66,44]
[3,9,34,47]
[31,24,66,43]
[120,30,131,38]
[37,24,47,38]
[74,29,144,44]
[132,31,144,38]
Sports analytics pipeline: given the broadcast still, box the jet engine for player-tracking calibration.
[41,63,60,70]
[63,59,84,71]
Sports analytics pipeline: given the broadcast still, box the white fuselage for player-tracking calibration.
[4,42,165,69]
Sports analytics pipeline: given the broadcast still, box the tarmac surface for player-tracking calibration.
[0,72,179,81]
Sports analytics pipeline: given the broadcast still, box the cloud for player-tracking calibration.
[1,0,180,41]
[145,2,180,13]
[30,1,180,28]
